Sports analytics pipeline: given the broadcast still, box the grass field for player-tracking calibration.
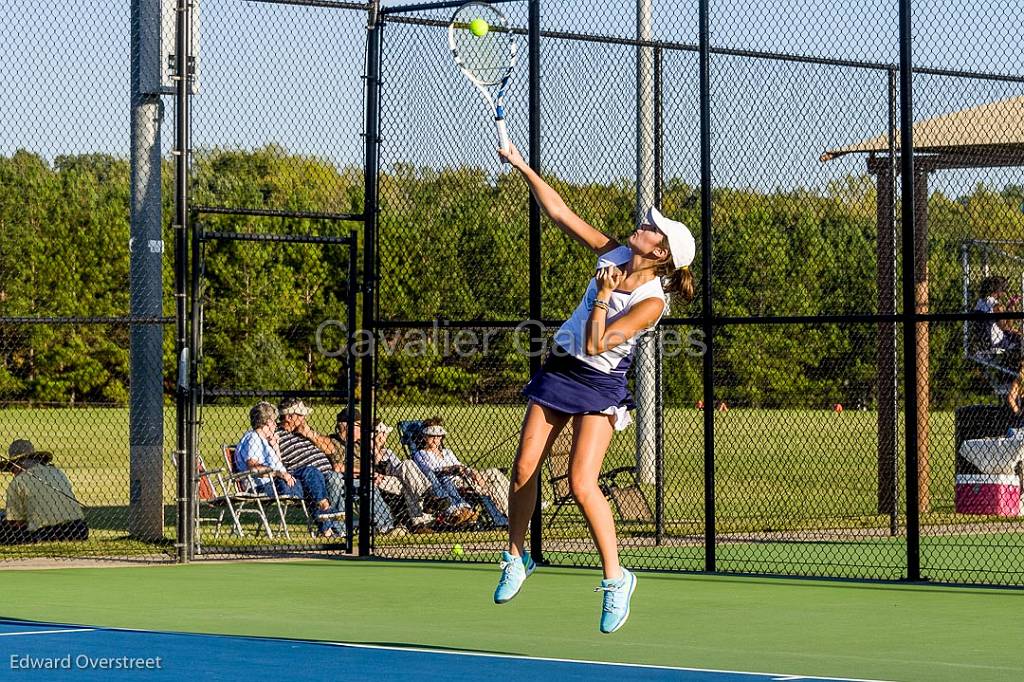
[1,405,1022,585]
[0,403,940,515]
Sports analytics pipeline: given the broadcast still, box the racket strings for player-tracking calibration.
[450,6,511,85]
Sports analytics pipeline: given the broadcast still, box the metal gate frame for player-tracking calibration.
[179,205,361,559]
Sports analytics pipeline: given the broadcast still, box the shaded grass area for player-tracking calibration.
[1,560,1022,682]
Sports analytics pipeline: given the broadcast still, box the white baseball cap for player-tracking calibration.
[645,206,695,270]
[279,398,313,416]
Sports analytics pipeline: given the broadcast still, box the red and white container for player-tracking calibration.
[954,474,1023,517]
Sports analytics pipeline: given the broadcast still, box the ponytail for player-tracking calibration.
[655,260,696,304]
[665,266,696,303]
[654,232,696,304]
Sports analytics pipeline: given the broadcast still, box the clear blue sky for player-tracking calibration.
[1,0,1021,195]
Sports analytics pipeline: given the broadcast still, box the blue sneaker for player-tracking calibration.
[596,568,637,633]
[493,551,536,604]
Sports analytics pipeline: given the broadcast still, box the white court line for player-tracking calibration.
[323,640,896,682]
[0,628,94,637]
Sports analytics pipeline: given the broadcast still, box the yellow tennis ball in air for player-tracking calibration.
[451,543,465,558]
[469,17,489,37]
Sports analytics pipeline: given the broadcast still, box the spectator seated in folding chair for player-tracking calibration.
[391,420,477,530]
[410,417,510,530]
[969,275,1024,414]
[273,398,369,539]
[544,429,654,528]
[327,410,435,535]
[234,400,341,539]
[396,420,479,529]
[365,418,437,533]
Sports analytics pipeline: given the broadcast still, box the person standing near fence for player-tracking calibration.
[493,143,695,633]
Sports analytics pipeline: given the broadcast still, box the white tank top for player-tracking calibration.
[552,245,668,374]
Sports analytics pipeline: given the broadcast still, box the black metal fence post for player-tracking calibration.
[361,1,385,558]
[187,211,201,563]
[898,0,921,582]
[175,0,195,563]
[346,233,360,556]
[527,0,545,564]
[698,0,716,573]
[653,45,665,545]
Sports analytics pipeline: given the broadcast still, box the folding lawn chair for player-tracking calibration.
[222,444,311,539]
[396,420,425,459]
[544,428,654,527]
[169,451,274,555]
[598,466,655,525]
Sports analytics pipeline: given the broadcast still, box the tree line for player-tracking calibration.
[1,146,1021,408]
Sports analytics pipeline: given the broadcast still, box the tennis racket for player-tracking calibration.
[448,1,517,158]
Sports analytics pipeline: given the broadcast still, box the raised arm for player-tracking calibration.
[500,143,618,255]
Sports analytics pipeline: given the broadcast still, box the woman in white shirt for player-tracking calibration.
[412,418,509,529]
[492,143,696,634]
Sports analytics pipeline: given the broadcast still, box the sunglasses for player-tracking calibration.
[637,223,662,234]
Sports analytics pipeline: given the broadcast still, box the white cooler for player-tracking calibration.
[959,437,1024,475]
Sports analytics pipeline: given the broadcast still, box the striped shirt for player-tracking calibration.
[276,429,333,475]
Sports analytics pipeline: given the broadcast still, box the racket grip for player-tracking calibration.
[495,118,510,162]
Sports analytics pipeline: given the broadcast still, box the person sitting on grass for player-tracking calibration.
[412,417,509,529]
[234,400,341,538]
[0,440,88,545]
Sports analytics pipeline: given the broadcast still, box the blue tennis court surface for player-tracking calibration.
[0,619,886,681]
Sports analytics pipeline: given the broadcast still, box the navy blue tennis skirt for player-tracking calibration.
[522,347,635,417]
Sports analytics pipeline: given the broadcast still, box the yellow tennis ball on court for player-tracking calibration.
[469,17,489,37]
[451,543,465,558]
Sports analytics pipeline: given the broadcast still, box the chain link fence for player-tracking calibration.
[3,0,1023,585]
[180,0,367,558]
[0,0,369,562]
[1,0,175,562]
[371,0,1024,586]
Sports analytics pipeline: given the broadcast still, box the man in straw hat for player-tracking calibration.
[0,440,88,544]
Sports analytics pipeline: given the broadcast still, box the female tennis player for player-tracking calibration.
[493,143,696,633]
